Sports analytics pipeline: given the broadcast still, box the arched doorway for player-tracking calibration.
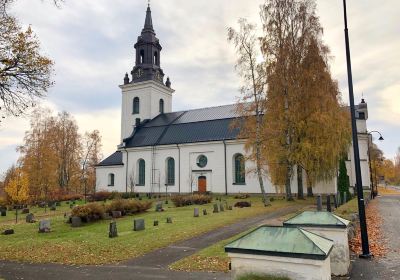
[198,176,207,193]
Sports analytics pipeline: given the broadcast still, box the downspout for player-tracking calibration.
[177,144,181,194]
[124,148,128,193]
[223,140,228,195]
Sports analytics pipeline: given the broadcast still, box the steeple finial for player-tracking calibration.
[143,2,154,33]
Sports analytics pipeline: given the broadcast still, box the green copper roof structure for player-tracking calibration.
[224,226,333,260]
[283,211,350,229]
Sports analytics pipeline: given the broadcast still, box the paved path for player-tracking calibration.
[0,204,303,280]
[349,194,400,280]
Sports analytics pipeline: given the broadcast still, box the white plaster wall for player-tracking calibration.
[346,134,371,190]
[120,80,173,141]
[95,165,125,192]
[301,227,350,276]
[229,253,331,280]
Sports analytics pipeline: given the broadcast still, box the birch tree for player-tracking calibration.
[228,19,270,206]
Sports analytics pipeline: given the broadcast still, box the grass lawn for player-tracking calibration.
[0,196,313,265]
[169,198,314,272]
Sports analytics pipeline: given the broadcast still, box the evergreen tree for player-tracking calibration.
[337,157,350,197]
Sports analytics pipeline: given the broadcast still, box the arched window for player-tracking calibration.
[108,173,115,186]
[133,97,140,114]
[166,157,175,185]
[154,51,158,65]
[140,49,145,64]
[138,159,145,186]
[159,99,164,113]
[233,154,246,184]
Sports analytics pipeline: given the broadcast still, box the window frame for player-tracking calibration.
[108,173,115,187]
[166,157,175,186]
[137,159,145,186]
[233,154,246,185]
[133,97,140,114]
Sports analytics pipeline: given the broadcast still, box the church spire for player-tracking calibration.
[142,2,154,34]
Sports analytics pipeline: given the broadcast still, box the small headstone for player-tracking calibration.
[109,221,118,238]
[336,192,341,206]
[71,216,82,227]
[166,217,172,223]
[38,202,46,208]
[21,208,29,214]
[66,201,70,204]
[112,211,122,218]
[326,195,331,212]
[55,202,61,206]
[69,204,73,209]
[219,204,224,212]
[333,194,338,208]
[194,208,199,217]
[203,209,207,215]
[72,200,76,205]
[228,206,233,210]
[102,212,111,220]
[2,229,14,235]
[1,209,6,216]
[26,213,35,223]
[316,195,322,211]
[213,204,219,213]
[343,192,347,204]
[50,206,56,211]
[133,219,145,231]
[155,202,163,212]
[38,220,51,233]
[153,220,159,226]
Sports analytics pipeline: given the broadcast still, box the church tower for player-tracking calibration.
[119,4,174,142]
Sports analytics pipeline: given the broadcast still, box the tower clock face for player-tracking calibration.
[136,68,143,78]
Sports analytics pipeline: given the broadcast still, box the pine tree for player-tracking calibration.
[337,158,350,197]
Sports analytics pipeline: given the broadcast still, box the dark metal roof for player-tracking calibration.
[124,104,241,148]
[97,151,123,166]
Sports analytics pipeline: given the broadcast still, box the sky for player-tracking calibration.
[0,0,399,175]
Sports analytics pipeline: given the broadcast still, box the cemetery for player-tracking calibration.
[0,194,313,265]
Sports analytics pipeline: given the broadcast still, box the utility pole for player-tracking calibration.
[342,0,371,258]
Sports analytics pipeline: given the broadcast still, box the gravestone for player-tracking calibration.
[38,202,46,208]
[109,221,118,238]
[155,202,163,212]
[333,194,338,208]
[213,204,219,213]
[326,195,332,212]
[21,208,29,214]
[228,206,233,210]
[194,208,199,217]
[2,229,14,235]
[50,206,56,211]
[343,192,347,204]
[0,209,6,217]
[26,213,35,223]
[203,209,207,215]
[134,219,145,231]
[102,212,111,220]
[55,202,61,206]
[38,220,51,233]
[336,192,341,206]
[66,201,70,204]
[71,216,82,227]
[69,204,73,209]
[112,211,122,218]
[316,195,322,211]
[220,204,224,212]
[153,220,159,226]
[166,217,172,223]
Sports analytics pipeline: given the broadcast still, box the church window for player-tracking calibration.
[133,97,140,114]
[159,99,164,113]
[233,154,245,184]
[166,157,175,185]
[138,159,145,186]
[108,173,115,186]
[140,49,145,64]
[154,51,159,65]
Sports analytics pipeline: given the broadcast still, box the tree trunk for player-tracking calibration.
[306,175,314,197]
[285,163,294,201]
[297,165,304,199]
[256,146,271,206]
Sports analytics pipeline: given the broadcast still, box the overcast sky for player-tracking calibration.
[0,0,398,175]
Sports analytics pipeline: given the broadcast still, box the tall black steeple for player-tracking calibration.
[130,4,166,85]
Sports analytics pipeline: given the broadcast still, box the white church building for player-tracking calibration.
[95,5,371,195]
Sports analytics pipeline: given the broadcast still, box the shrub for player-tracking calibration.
[0,197,7,208]
[171,194,212,207]
[121,192,138,199]
[105,199,152,214]
[91,191,114,201]
[71,202,104,221]
[234,201,251,208]
[234,193,250,199]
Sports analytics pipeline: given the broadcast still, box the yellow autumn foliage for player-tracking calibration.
[4,168,30,204]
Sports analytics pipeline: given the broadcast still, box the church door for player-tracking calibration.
[198,176,207,193]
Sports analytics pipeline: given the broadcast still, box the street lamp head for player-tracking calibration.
[379,136,384,141]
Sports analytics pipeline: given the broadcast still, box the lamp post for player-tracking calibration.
[367,131,384,198]
[342,0,371,258]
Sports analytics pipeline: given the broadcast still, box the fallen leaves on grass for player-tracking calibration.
[349,200,388,257]
[170,255,229,272]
